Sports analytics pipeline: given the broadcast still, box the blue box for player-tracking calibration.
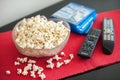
[51,2,97,34]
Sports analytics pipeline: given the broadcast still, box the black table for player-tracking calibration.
[0,0,120,80]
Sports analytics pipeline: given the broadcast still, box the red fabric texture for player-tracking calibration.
[0,10,120,80]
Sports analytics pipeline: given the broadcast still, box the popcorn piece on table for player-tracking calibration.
[17,68,22,75]
[60,52,65,56]
[64,59,71,64]
[30,71,36,78]
[14,61,20,66]
[46,58,53,64]
[22,63,32,76]
[52,54,61,61]
[22,70,28,76]
[17,57,28,63]
[37,69,42,75]
[32,64,39,71]
[38,67,44,73]
[6,70,11,75]
[25,63,32,70]
[28,59,36,64]
[69,54,74,59]
[39,73,46,80]
[56,62,64,68]
[17,57,22,62]
[46,63,54,69]
[23,57,28,63]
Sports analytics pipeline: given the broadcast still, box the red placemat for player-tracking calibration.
[0,10,120,80]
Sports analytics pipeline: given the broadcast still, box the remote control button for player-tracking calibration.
[111,35,114,41]
[107,35,110,40]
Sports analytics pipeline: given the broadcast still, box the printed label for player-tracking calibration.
[52,3,93,24]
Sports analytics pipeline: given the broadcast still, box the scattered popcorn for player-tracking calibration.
[23,57,28,63]
[46,58,53,64]
[33,64,39,72]
[60,52,65,56]
[22,63,32,76]
[64,59,71,64]
[17,57,21,61]
[25,63,32,70]
[17,57,28,63]
[53,54,61,61]
[39,73,46,80]
[38,67,44,73]
[30,71,36,78]
[14,61,20,66]
[6,70,11,75]
[69,54,74,59]
[56,62,64,68]
[17,69,22,75]
[6,52,74,79]
[22,70,28,76]
[46,63,54,69]
[37,69,42,75]
[17,57,23,63]
[28,59,36,64]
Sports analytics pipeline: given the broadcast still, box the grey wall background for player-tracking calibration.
[0,0,62,27]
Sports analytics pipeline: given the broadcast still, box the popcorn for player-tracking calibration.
[17,57,28,63]
[6,70,11,75]
[30,71,36,78]
[60,52,65,56]
[46,52,74,69]
[32,64,39,72]
[6,52,74,79]
[37,69,43,75]
[69,54,74,59]
[56,62,64,68]
[28,59,36,64]
[64,59,71,64]
[22,70,28,76]
[25,64,32,70]
[6,57,47,80]
[53,54,61,61]
[46,58,54,69]
[39,73,46,80]
[22,63,32,76]
[17,57,22,62]
[46,58,53,64]
[17,69,22,75]
[23,57,28,63]
[14,61,20,66]
[46,63,54,69]
[38,67,44,72]
[15,15,70,50]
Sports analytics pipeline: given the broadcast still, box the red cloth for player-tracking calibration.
[0,10,120,80]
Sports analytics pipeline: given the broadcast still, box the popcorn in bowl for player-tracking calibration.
[12,15,70,57]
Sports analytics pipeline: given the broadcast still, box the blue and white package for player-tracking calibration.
[51,2,97,34]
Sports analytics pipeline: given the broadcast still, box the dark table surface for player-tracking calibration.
[0,0,120,80]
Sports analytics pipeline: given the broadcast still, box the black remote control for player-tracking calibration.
[102,18,115,54]
[78,28,101,58]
